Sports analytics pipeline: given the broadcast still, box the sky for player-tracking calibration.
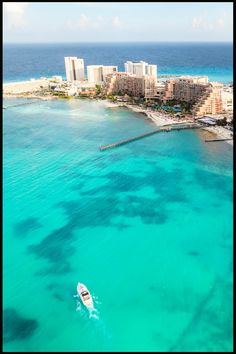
[3,2,233,43]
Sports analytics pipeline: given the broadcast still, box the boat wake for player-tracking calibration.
[74,294,100,320]
[74,294,112,348]
[88,307,99,320]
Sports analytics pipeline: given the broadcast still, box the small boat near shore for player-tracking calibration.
[77,282,94,309]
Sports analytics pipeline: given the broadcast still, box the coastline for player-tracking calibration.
[101,100,233,145]
[3,84,233,145]
[3,78,49,94]
[200,126,233,145]
[102,100,178,126]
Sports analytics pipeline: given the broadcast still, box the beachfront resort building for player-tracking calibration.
[124,61,157,78]
[155,82,166,100]
[172,76,209,102]
[87,65,118,84]
[156,76,223,116]
[192,82,224,116]
[64,57,85,82]
[160,76,209,102]
[221,89,233,112]
[143,76,158,98]
[103,72,157,98]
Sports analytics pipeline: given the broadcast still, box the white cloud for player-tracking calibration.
[217,11,226,28]
[192,11,227,31]
[192,16,203,29]
[66,15,91,30]
[78,13,90,29]
[3,2,28,29]
[66,14,123,31]
[217,18,224,27]
[112,16,123,29]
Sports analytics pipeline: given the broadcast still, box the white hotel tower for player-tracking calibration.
[64,57,85,82]
[87,65,118,84]
[124,61,157,78]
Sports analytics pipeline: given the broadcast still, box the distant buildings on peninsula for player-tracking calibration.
[54,56,233,116]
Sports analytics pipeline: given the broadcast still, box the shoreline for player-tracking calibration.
[99,100,233,145]
[200,126,233,145]
[4,92,233,146]
[101,100,177,126]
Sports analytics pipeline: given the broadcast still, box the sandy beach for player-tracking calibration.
[3,79,49,93]
[3,80,56,100]
[102,100,176,126]
[202,126,233,145]
[103,100,233,145]
[103,100,195,127]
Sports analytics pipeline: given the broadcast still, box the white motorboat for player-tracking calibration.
[77,282,94,309]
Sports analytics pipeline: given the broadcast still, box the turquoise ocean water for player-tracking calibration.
[3,98,233,351]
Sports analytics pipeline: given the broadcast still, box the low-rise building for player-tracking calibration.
[79,89,96,96]
[50,75,63,83]
[54,85,77,96]
[197,117,217,125]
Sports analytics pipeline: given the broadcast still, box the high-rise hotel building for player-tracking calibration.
[87,65,118,84]
[124,61,157,78]
[64,57,85,82]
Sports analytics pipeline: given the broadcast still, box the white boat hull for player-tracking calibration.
[77,282,94,309]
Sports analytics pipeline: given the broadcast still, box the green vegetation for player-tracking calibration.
[216,117,227,126]
[106,94,117,102]
[165,99,178,107]
[95,84,102,95]
[52,92,72,99]
[179,101,191,112]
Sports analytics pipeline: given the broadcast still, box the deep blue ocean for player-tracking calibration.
[3,42,233,83]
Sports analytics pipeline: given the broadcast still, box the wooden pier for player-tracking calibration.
[100,123,201,151]
[205,138,233,142]
[4,100,43,109]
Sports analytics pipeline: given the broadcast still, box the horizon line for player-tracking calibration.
[3,40,233,45]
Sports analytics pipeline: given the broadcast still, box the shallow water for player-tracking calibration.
[3,98,233,351]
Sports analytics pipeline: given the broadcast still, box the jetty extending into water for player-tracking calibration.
[3,99,45,109]
[205,138,233,142]
[100,123,201,151]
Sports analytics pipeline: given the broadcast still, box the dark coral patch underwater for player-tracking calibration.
[14,217,42,238]
[3,308,38,343]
